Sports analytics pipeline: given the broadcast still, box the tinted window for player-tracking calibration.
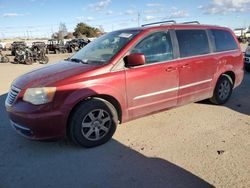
[131,31,173,64]
[176,30,210,58]
[211,29,238,52]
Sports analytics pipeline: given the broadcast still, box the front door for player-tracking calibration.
[125,31,179,119]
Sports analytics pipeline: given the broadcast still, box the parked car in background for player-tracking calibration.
[31,42,49,64]
[244,44,250,72]
[32,42,47,49]
[14,45,33,65]
[46,39,67,54]
[234,27,250,43]
[11,41,27,56]
[14,42,49,65]
[5,21,244,148]
[66,39,90,53]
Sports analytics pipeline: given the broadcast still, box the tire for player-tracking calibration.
[0,56,9,63]
[4,56,9,63]
[13,58,19,64]
[44,56,49,64]
[245,66,250,72]
[25,58,33,65]
[210,75,233,105]
[69,98,118,148]
[40,56,49,64]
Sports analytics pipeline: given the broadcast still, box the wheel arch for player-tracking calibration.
[221,71,235,86]
[66,94,122,138]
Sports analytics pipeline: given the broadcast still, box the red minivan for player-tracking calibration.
[5,21,244,147]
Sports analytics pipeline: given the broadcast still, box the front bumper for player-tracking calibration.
[6,101,67,140]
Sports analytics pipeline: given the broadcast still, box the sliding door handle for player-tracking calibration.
[165,67,177,72]
[180,64,190,69]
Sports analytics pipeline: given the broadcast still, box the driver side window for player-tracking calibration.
[131,31,173,64]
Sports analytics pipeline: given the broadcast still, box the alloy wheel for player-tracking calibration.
[81,109,111,141]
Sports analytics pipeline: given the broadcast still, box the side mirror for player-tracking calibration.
[126,53,145,67]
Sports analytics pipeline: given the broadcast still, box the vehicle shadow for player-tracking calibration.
[0,93,213,188]
[197,72,250,116]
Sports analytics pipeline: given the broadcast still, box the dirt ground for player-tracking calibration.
[0,47,249,188]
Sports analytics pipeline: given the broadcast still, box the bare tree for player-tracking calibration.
[65,32,74,39]
[58,22,68,38]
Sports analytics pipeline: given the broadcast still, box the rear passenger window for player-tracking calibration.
[176,30,210,58]
[211,29,238,52]
[131,31,173,64]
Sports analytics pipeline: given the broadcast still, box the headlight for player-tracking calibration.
[23,87,56,105]
[246,46,250,55]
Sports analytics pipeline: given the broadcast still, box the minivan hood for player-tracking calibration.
[12,60,98,89]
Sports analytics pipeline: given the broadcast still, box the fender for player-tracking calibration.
[55,83,128,125]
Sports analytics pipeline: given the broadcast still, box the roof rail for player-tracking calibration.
[181,21,200,24]
[142,20,176,27]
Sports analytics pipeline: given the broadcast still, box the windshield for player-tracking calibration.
[69,30,141,65]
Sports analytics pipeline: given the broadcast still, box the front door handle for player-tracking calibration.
[165,67,177,72]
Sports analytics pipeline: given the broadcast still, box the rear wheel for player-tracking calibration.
[210,75,233,105]
[69,98,118,148]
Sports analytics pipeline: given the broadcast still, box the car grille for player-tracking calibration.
[6,86,21,106]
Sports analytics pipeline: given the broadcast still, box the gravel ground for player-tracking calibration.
[0,48,249,188]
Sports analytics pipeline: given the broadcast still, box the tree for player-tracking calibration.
[58,22,68,37]
[64,32,74,39]
[51,32,58,39]
[73,22,101,38]
[51,23,69,40]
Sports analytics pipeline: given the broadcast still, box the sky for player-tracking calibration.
[0,0,250,38]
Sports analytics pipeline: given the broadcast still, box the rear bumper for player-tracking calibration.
[234,68,244,88]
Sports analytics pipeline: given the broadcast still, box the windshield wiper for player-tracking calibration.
[69,58,88,64]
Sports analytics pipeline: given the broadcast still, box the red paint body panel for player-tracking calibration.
[5,24,244,140]
[125,60,179,119]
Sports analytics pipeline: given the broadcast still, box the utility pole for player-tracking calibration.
[26,30,29,39]
[137,12,140,27]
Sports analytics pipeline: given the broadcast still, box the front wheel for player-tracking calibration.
[69,98,118,148]
[210,75,233,105]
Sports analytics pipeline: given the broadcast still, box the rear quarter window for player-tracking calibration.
[210,29,238,52]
